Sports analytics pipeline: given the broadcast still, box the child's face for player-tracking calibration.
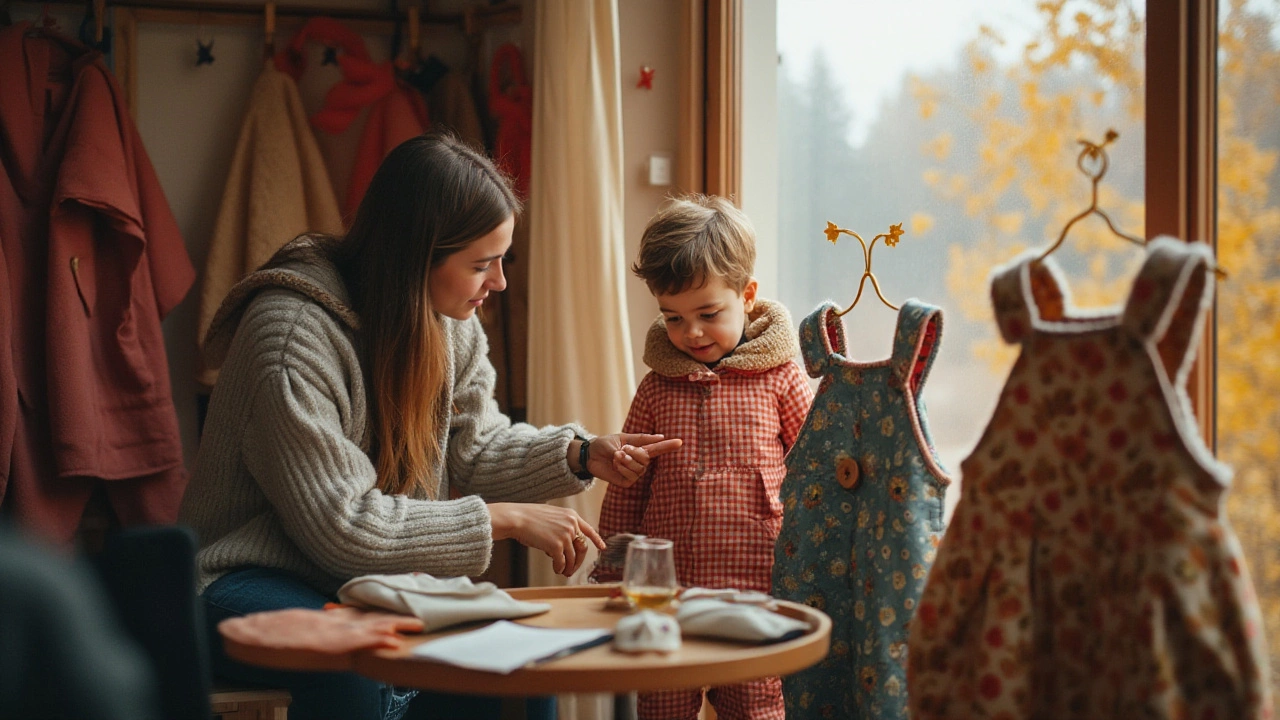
[657,276,758,365]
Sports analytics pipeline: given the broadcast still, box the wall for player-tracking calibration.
[618,0,682,384]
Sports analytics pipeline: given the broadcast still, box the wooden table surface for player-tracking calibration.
[224,584,831,696]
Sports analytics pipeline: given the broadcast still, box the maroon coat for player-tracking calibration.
[0,24,194,541]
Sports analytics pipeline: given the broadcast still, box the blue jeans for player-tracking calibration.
[204,567,555,720]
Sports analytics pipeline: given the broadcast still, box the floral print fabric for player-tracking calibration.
[908,238,1272,720]
[773,299,951,719]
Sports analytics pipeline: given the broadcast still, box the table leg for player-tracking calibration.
[613,692,637,720]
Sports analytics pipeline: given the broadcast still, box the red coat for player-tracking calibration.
[0,25,194,541]
[594,300,814,592]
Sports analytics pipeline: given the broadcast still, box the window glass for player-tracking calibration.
[1218,0,1280,689]
[777,0,1146,518]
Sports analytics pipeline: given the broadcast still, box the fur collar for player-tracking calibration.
[642,298,799,378]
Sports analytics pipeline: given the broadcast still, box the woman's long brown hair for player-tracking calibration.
[320,133,519,498]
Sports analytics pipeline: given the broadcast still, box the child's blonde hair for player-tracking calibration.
[632,194,756,296]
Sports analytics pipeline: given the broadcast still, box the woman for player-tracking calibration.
[180,132,679,720]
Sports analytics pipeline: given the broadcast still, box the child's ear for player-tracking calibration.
[742,278,759,313]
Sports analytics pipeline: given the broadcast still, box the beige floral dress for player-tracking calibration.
[907,238,1272,719]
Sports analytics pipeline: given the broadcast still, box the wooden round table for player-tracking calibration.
[223,584,831,697]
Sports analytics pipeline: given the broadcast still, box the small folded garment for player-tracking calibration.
[675,598,811,644]
[614,610,681,654]
[338,573,551,632]
[678,587,777,609]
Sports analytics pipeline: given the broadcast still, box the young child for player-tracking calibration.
[592,195,814,720]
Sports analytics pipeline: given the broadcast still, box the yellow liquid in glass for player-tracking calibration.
[624,586,677,611]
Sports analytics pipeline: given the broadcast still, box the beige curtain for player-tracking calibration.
[527,0,632,586]
[526,3,631,715]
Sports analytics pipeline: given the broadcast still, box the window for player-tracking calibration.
[775,1,1146,518]
[1218,0,1280,690]
[757,0,1280,687]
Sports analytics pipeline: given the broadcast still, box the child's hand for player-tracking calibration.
[589,434,682,488]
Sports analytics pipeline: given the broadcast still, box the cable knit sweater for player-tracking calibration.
[180,238,591,594]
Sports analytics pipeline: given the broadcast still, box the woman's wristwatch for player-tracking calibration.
[574,435,594,480]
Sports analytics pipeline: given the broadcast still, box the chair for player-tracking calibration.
[91,525,290,720]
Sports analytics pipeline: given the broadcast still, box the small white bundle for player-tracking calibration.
[613,609,682,653]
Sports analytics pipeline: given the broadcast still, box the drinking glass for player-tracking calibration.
[622,538,678,611]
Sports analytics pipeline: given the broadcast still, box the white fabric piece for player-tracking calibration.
[412,620,612,674]
[613,610,682,653]
[526,0,632,591]
[337,573,550,632]
[675,598,812,644]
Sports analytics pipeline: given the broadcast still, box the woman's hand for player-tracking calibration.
[585,434,683,488]
[488,503,605,577]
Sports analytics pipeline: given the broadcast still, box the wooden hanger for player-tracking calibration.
[824,221,906,316]
[1038,129,1226,278]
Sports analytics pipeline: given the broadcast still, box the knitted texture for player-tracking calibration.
[181,238,590,594]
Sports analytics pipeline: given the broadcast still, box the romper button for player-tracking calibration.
[836,455,860,490]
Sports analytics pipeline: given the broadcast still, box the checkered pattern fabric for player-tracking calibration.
[593,300,810,720]
[637,676,785,720]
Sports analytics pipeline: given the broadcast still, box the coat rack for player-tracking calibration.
[14,0,520,37]
[824,221,907,315]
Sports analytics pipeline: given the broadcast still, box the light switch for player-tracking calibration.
[648,153,673,186]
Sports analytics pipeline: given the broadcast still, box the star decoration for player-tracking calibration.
[637,65,655,89]
[196,38,215,66]
[885,223,905,246]
[824,221,842,244]
[322,46,339,66]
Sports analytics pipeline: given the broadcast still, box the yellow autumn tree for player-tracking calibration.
[913,0,1280,686]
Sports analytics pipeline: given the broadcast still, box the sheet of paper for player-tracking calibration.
[411,620,612,674]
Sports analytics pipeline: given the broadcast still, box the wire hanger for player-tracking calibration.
[1036,128,1225,278]
[824,221,906,315]
[1036,129,1145,263]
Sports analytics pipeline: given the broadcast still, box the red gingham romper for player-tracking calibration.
[593,300,814,720]
[908,238,1272,719]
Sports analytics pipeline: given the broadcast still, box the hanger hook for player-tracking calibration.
[825,222,904,316]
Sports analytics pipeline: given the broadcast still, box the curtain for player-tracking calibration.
[526,0,632,587]
[526,2,631,715]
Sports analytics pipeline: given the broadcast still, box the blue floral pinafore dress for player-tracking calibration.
[772,299,952,719]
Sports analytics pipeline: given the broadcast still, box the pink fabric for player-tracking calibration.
[0,24,194,542]
[275,18,428,217]
[488,43,532,198]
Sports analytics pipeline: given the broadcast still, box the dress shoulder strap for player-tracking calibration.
[798,301,843,377]
[890,299,943,396]
[1121,237,1216,385]
[989,251,1070,343]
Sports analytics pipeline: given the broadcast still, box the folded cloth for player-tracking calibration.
[675,598,811,644]
[614,610,681,654]
[337,573,551,632]
[679,587,777,609]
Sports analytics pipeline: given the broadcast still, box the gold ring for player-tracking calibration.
[573,533,586,545]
